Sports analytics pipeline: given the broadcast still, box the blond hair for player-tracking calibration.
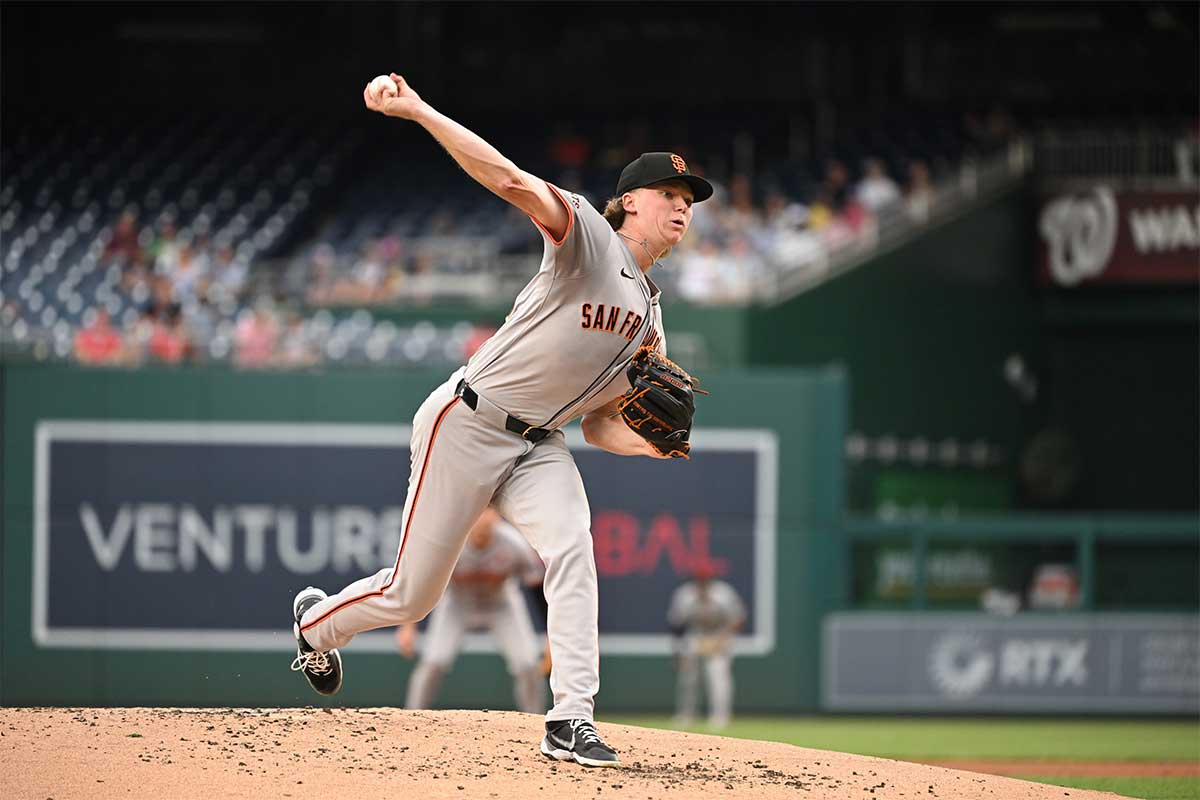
[602,196,626,231]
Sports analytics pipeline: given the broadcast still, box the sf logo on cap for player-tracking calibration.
[670,154,687,174]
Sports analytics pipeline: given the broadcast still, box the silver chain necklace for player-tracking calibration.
[617,231,666,270]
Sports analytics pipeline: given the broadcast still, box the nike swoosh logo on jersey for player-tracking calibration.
[620,267,636,280]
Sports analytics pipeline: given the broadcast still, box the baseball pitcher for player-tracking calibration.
[290,71,711,768]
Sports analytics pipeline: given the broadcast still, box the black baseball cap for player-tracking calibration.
[615,152,714,203]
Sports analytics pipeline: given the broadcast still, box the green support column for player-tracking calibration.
[1078,523,1097,610]
[912,530,929,611]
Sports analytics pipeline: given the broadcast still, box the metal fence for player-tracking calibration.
[1033,131,1200,181]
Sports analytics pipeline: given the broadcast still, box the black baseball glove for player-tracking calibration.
[618,346,706,459]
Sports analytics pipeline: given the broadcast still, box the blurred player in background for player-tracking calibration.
[396,506,548,714]
[668,565,746,729]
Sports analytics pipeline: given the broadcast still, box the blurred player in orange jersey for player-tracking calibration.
[396,506,548,713]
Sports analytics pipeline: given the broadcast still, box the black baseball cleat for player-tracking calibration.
[290,586,343,696]
[540,719,620,767]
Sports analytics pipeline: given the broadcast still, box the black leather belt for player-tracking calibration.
[456,379,551,443]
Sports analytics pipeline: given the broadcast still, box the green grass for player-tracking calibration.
[605,715,1200,761]
[604,716,1200,800]
[1020,776,1200,800]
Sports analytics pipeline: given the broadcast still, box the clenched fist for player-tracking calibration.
[363,72,427,121]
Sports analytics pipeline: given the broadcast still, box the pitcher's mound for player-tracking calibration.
[1,707,1130,799]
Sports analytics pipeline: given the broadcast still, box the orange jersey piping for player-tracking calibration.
[300,396,461,633]
[528,183,574,246]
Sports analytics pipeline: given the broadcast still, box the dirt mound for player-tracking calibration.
[0,708,1130,799]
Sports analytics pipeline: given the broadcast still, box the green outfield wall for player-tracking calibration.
[750,188,1039,434]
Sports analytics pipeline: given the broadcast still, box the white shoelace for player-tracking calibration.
[290,650,333,676]
[569,720,604,747]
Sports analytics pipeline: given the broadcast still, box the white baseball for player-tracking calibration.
[369,75,398,101]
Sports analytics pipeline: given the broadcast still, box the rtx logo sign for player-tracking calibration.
[999,638,1088,688]
[825,612,1198,713]
[929,633,1089,697]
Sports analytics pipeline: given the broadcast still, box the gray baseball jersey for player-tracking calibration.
[445,521,544,616]
[299,184,671,723]
[465,185,666,428]
[667,579,746,635]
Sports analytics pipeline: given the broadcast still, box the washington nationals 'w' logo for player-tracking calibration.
[1039,186,1118,287]
[670,154,687,174]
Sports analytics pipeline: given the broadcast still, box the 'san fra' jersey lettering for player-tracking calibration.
[464,185,665,430]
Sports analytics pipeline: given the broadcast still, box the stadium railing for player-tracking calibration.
[1034,130,1200,182]
[762,138,1033,304]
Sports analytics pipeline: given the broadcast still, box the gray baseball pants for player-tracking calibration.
[298,369,599,722]
[676,643,734,728]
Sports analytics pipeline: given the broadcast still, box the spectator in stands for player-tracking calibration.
[764,191,826,277]
[377,233,404,273]
[189,233,213,282]
[406,251,437,305]
[74,308,126,366]
[822,158,850,211]
[208,243,247,302]
[722,174,762,237]
[724,237,762,302]
[806,189,835,231]
[303,243,337,305]
[676,241,730,305]
[151,221,182,276]
[275,311,318,368]
[549,123,591,169]
[103,208,144,268]
[905,160,934,223]
[840,196,870,234]
[318,237,399,305]
[763,190,808,233]
[121,259,152,296]
[182,296,218,355]
[812,189,856,249]
[168,243,205,302]
[146,272,177,316]
[350,240,390,303]
[855,158,901,212]
[148,303,192,364]
[1,300,22,327]
[234,302,279,368]
[126,304,157,363]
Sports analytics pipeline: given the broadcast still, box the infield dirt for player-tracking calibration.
[1,707,1135,799]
